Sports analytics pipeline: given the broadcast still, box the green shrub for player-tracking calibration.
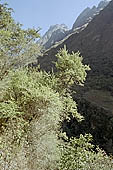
[0,69,63,169]
[59,134,113,170]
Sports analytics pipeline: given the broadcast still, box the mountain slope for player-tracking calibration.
[38,1,109,50]
[38,0,113,153]
[39,0,113,92]
[38,0,113,115]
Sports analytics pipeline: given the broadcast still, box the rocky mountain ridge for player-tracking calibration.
[38,24,69,49]
[72,0,109,30]
[38,0,109,50]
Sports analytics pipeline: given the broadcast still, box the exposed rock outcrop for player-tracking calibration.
[38,24,69,49]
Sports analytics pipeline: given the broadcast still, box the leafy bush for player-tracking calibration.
[0,69,63,169]
[59,134,113,170]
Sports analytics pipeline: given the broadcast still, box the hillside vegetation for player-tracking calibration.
[0,1,113,170]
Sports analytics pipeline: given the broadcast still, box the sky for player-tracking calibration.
[3,0,107,36]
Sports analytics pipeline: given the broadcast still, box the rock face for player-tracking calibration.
[38,0,113,152]
[38,24,69,49]
[72,0,109,30]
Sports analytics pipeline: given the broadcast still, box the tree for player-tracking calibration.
[0,2,40,80]
[55,46,90,94]
[1,2,112,170]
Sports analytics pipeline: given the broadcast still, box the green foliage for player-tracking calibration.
[0,69,63,169]
[55,46,90,93]
[0,47,88,168]
[0,2,40,80]
[62,94,84,121]
[0,43,92,169]
[0,100,24,118]
[0,68,63,130]
[0,2,112,169]
[59,134,113,170]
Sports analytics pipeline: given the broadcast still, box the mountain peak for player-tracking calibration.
[38,24,69,49]
[72,0,109,30]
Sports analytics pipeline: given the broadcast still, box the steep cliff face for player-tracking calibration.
[38,24,69,49]
[72,0,109,30]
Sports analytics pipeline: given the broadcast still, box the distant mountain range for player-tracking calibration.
[38,0,109,49]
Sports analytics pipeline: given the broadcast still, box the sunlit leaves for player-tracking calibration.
[55,46,90,93]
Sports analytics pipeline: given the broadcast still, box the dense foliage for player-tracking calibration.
[0,1,113,170]
[0,69,62,169]
[55,46,90,93]
[59,134,113,170]
[0,2,40,80]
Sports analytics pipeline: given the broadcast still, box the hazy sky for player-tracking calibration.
[4,0,106,35]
